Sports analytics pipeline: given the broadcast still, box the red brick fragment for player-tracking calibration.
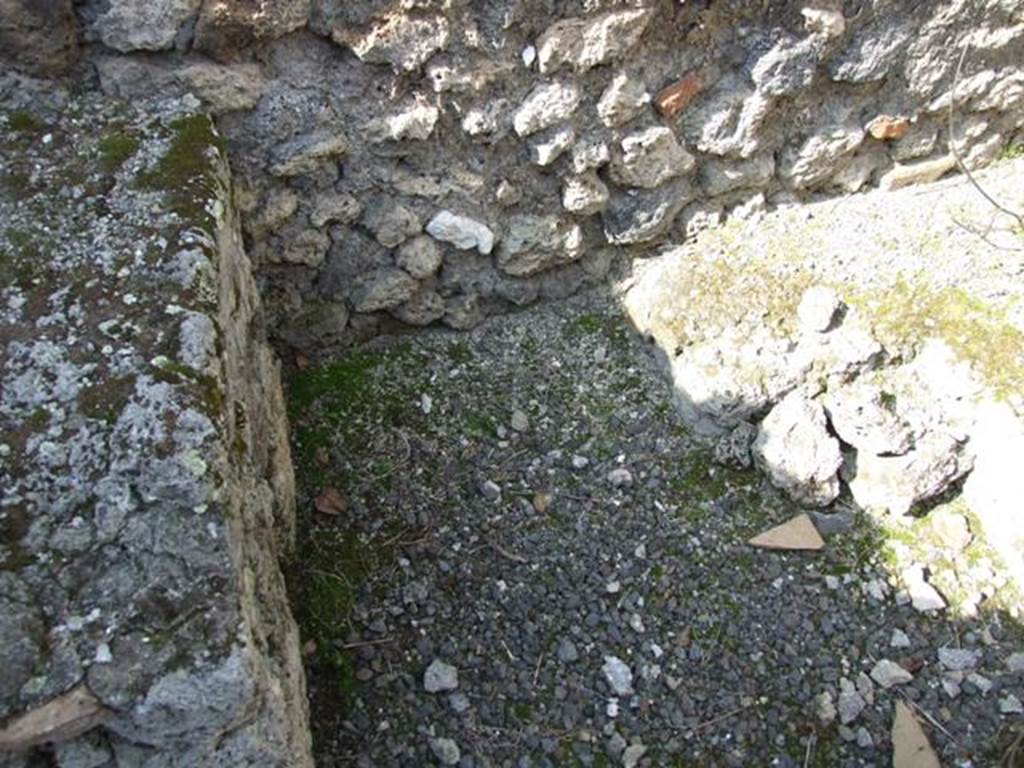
[654,72,702,120]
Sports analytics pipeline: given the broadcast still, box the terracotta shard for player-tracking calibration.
[654,71,702,120]
[867,114,910,140]
[0,684,109,752]
[892,701,941,768]
[314,487,347,515]
[748,513,825,550]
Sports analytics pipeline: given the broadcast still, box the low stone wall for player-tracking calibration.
[0,79,311,767]
[3,0,1021,357]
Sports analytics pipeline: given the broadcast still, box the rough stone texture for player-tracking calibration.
[0,0,79,76]
[753,392,843,507]
[0,80,311,767]
[87,0,203,52]
[64,0,1024,354]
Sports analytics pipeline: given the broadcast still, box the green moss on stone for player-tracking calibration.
[6,111,44,134]
[138,114,226,234]
[98,128,141,173]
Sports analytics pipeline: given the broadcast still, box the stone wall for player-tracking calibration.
[0,80,311,767]
[4,0,1020,357]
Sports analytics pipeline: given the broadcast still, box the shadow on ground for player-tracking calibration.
[284,294,1024,767]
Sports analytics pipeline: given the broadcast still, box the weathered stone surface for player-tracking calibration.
[353,268,420,313]
[530,126,575,166]
[310,192,362,228]
[365,98,440,143]
[363,200,421,248]
[603,180,695,245]
[597,72,650,128]
[701,154,775,196]
[609,126,695,189]
[781,125,865,189]
[194,0,309,60]
[269,129,348,176]
[537,8,653,74]
[681,75,771,158]
[825,383,914,456]
[751,35,820,96]
[879,154,956,191]
[714,422,758,469]
[497,215,583,277]
[280,228,331,267]
[571,139,610,173]
[426,211,495,255]
[0,0,78,75]
[396,235,442,279]
[562,172,610,215]
[514,81,583,137]
[332,11,450,72]
[96,55,266,114]
[830,25,911,83]
[91,0,202,52]
[753,392,843,507]
[391,288,446,326]
[0,91,311,766]
[842,432,974,515]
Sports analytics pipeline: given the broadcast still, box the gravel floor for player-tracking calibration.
[287,293,1024,767]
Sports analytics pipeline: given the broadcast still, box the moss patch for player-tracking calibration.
[848,281,1024,399]
[98,127,141,173]
[138,114,226,234]
[5,111,44,135]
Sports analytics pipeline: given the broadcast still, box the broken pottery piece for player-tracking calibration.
[748,513,825,550]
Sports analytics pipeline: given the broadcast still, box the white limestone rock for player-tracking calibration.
[426,211,495,255]
[752,391,843,507]
[597,72,651,128]
[537,8,653,74]
[562,172,610,215]
[514,81,583,137]
[609,126,695,189]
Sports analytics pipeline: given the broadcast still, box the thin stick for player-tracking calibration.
[688,703,752,733]
[803,731,816,768]
[340,637,395,650]
[533,653,545,687]
[947,43,1024,231]
[487,539,529,564]
[901,694,960,746]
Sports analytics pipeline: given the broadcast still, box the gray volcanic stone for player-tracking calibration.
[513,81,583,137]
[609,126,695,189]
[332,12,450,72]
[498,215,583,277]
[602,656,633,696]
[353,269,419,313]
[0,88,309,766]
[424,660,459,693]
[397,235,442,279]
[0,0,78,75]
[562,172,610,215]
[537,8,652,74]
[597,72,651,127]
[753,392,842,507]
[430,737,460,765]
[870,659,913,688]
[603,180,695,244]
[91,0,201,52]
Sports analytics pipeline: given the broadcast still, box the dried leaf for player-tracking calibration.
[892,701,941,768]
[295,351,310,371]
[748,513,825,550]
[314,487,347,515]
